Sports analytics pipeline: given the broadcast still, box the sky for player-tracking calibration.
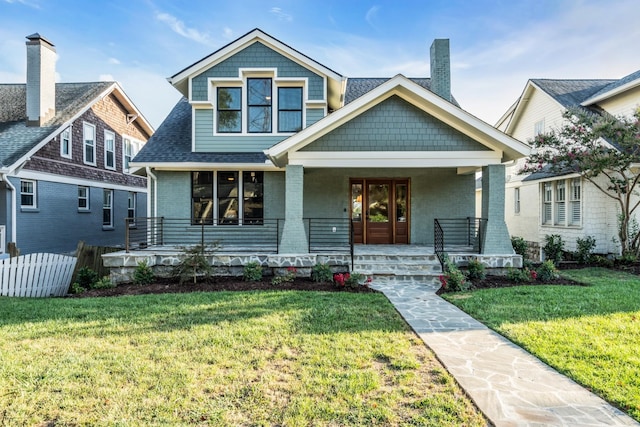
[1,0,639,130]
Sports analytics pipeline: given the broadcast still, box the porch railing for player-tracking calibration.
[125,217,354,258]
[434,217,487,269]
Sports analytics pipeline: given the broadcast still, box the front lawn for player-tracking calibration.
[0,291,486,426]
[443,267,640,421]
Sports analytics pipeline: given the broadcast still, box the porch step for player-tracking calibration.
[352,253,442,289]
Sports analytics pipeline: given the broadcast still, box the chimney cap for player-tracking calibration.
[26,33,55,47]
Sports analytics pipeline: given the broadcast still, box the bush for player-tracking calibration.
[575,236,596,264]
[593,255,614,268]
[345,272,369,288]
[70,282,86,294]
[76,267,99,289]
[311,263,333,283]
[617,252,638,265]
[466,259,486,281]
[506,267,537,283]
[133,260,154,286]
[243,261,263,282]
[92,276,115,290]
[271,266,297,286]
[172,244,214,284]
[439,256,470,292]
[543,234,565,265]
[536,260,559,282]
[511,236,528,260]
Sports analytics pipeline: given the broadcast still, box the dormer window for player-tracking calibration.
[248,78,272,133]
[213,72,305,135]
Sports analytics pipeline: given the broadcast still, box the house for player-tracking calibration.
[0,34,153,255]
[497,70,640,258]
[111,28,529,282]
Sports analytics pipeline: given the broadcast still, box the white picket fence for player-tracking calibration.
[0,253,77,297]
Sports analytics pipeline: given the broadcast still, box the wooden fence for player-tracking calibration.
[0,253,77,297]
[72,241,121,283]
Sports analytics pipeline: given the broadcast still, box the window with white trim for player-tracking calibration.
[127,192,136,227]
[248,78,272,133]
[191,171,264,225]
[83,122,96,165]
[104,130,116,170]
[60,126,72,159]
[217,87,242,132]
[78,186,89,210]
[541,178,582,227]
[534,119,545,136]
[123,137,140,173]
[20,179,36,208]
[278,87,302,132]
[514,187,520,214]
[103,189,113,228]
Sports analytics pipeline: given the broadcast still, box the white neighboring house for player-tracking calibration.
[497,70,640,258]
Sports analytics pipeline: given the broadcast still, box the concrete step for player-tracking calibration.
[353,254,440,264]
[369,273,441,290]
[354,263,442,275]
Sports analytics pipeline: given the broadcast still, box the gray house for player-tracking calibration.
[117,29,528,281]
[0,34,153,255]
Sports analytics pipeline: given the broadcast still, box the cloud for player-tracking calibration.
[3,0,40,8]
[222,27,233,40]
[99,74,115,82]
[270,7,292,22]
[108,57,121,65]
[156,12,212,45]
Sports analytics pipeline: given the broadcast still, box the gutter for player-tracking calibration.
[0,174,18,245]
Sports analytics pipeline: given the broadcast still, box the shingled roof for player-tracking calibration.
[0,81,114,168]
[344,77,460,106]
[530,79,616,109]
[131,97,267,165]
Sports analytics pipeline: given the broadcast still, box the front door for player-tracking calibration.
[351,179,409,244]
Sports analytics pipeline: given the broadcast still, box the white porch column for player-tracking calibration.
[279,164,309,253]
[481,164,514,254]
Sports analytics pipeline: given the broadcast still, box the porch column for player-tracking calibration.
[279,164,309,253]
[481,164,514,254]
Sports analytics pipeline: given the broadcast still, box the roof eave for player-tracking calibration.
[581,77,640,106]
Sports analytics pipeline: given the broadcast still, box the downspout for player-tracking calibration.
[146,167,157,217]
[1,174,18,245]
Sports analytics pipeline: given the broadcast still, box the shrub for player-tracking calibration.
[345,272,369,288]
[511,236,528,260]
[133,260,154,286]
[439,256,470,292]
[311,263,333,283]
[506,267,532,284]
[593,255,614,268]
[575,236,596,264]
[271,266,297,286]
[69,282,86,294]
[76,267,99,289]
[333,272,350,287]
[543,234,565,265]
[92,276,115,290]
[617,252,638,265]
[466,259,486,281]
[172,244,214,284]
[243,261,263,282]
[536,260,559,282]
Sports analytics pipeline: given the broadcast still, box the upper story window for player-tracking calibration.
[123,137,141,173]
[534,119,545,137]
[217,87,242,132]
[60,126,72,159]
[83,122,96,166]
[248,78,272,133]
[104,130,116,170]
[278,87,302,132]
[214,73,305,135]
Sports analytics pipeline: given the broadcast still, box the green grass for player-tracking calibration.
[0,291,486,426]
[443,267,640,421]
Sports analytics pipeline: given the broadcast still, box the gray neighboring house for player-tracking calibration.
[131,28,529,256]
[0,34,153,255]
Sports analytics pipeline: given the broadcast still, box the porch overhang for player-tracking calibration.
[288,150,502,170]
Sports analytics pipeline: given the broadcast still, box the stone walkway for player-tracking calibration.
[371,282,639,427]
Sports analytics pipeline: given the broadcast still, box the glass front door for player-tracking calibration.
[350,178,410,244]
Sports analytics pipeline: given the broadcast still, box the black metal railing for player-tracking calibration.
[125,217,282,253]
[307,218,352,253]
[434,217,488,269]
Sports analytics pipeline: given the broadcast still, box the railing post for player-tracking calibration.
[125,217,130,253]
[350,219,354,271]
[160,217,164,246]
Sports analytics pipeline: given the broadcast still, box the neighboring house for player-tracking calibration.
[497,70,640,258]
[130,28,529,257]
[0,34,153,255]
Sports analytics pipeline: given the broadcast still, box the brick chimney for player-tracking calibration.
[26,33,56,126]
[429,39,451,102]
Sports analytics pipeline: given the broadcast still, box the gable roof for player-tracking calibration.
[344,77,460,107]
[168,28,344,109]
[265,74,530,168]
[0,81,154,170]
[582,69,640,106]
[130,97,270,169]
[531,79,616,109]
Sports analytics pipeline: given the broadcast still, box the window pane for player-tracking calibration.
[278,111,302,132]
[103,190,112,227]
[218,171,238,224]
[352,184,363,222]
[218,111,241,132]
[192,172,213,224]
[217,87,241,110]
[248,79,271,133]
[243,171,263,223]
[248,79,271,106]
[249,106,272,132]
[278,87,302,109]
[396,184,407,222]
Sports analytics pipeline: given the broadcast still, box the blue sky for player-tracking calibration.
[1,0,639,129]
